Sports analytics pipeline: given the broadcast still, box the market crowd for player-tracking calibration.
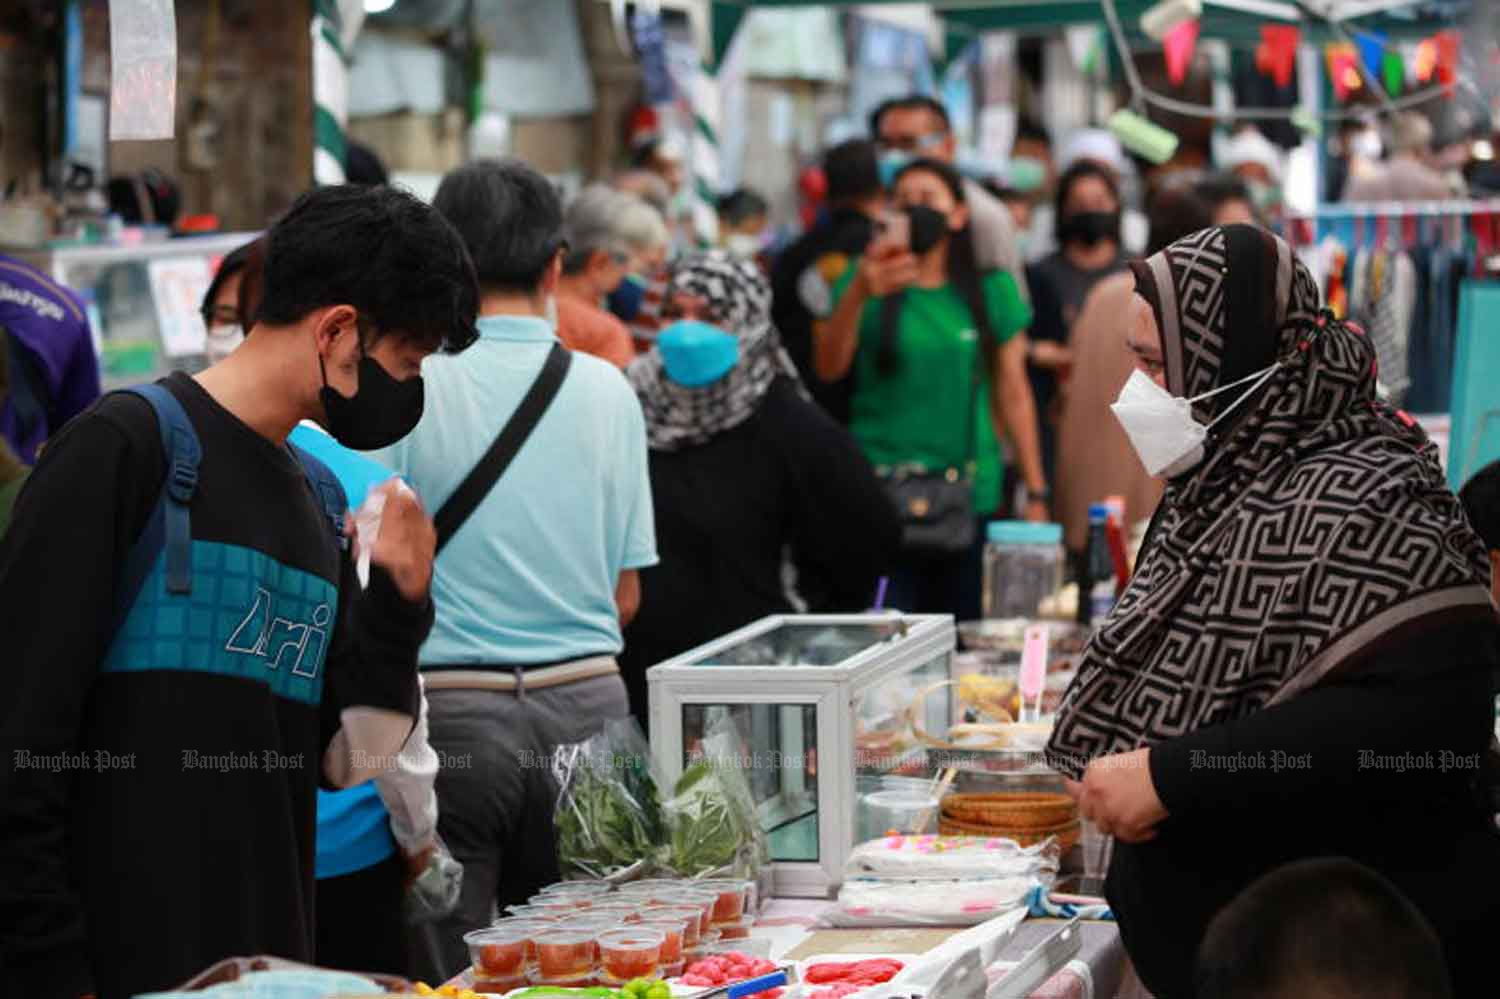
[1,97,1499,999]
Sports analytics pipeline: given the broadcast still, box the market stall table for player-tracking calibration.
[443,897,1131,998]
[758,898,1128,999]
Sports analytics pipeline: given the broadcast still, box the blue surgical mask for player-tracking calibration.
[878,151,913,189]
[608,273,647,322]
[658,320,740,387]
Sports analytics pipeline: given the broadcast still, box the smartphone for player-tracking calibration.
[870,210,910,256]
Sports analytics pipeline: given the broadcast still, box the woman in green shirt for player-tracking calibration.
[816,158,1047,618]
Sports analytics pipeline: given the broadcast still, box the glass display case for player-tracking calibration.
[17,233,259,391]
[647,613,956,898]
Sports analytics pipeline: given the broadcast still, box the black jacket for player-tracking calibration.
[1108,619,1500,998]
[770,208,875,425]
[619,377,899,723]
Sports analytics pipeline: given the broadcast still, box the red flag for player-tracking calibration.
[1257,25,1300,88]
[1434,30,1459,90]
[1165,19,1199,86]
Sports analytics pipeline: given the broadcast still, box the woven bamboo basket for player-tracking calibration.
[940,791,1077,830]
[938,815,1083,852]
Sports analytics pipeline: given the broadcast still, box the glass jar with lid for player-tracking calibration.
[981,521,1065,620]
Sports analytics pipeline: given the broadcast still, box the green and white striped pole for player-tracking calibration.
[311,0,349,185]
[689,56,720,248]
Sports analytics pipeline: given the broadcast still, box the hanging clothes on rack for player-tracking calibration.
[1285,201,1500,418]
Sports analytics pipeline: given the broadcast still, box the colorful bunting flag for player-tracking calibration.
[1435,30,1459,89]
[1381,50,1404,97]
[1325,43,1362,101]
[1355,31,1386,83]
[1164,19,1198,86]
[1257,25,1300,89]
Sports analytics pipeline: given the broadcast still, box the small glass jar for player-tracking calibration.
[982,521,1065,620]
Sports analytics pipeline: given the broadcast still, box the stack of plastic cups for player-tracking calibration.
[635,913,691,977]
[596,928,666,986]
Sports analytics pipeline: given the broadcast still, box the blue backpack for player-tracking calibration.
[110,383,348,638]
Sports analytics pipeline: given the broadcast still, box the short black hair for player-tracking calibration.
[433,158,564,296]
[200,240,257,324]
[891,157,967,205]
[1144,184,1213,255]
[717,188,768,228]
[1015,116,1051,148]
[869,95,950,140]
[1054,160,1121,240]
[824,139,881,204]
[1196,858,1452,999]
[257,184,478,354]
[344,141,390,186]
[1195,172,1253,211]
[1460,460,1500,551]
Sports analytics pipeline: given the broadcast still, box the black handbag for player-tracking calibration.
[879,347,983,557]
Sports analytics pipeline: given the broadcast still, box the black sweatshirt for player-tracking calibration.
[619,377,900,721]
[1107,619,1500,998]
[0,373,430,999]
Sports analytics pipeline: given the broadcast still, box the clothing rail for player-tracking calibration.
[1286,200,1500,219]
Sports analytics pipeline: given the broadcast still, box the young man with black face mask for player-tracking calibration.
[0,184,478,999]
[1024,160,1127,486]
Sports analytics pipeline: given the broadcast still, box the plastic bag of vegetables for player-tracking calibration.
[662,717,768,878]
[552,718,667,879]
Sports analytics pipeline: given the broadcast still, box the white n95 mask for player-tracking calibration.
[1110,363,1280,478]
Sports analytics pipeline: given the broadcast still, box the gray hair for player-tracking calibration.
[1390,112,1433,156]
[562,184,669,275]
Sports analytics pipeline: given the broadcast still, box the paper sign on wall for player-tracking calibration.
[147,257,210,358]
[110,0,178,141]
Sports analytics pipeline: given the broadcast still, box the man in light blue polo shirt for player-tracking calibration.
[374,157,657,975]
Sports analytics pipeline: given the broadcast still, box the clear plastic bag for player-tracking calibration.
[552,718,667,879]
[403,834,464,924]
[662,717,767,879]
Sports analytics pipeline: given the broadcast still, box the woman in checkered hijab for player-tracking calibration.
[1049,224,1499,998]
[618,251,899,723]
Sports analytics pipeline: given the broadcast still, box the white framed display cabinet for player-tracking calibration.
[648,613,957,898]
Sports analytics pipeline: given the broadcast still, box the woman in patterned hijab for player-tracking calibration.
[617,251,899,722]
[627,251,804,450]
[1049,225,1500,997]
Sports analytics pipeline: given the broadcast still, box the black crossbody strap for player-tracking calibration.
[434,342,572,552]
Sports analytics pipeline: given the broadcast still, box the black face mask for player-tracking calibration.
[906,204,951,255]
[1059,210,1121,248]
[318,342,425,451]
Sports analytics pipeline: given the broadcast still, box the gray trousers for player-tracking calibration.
[414,672,629,980]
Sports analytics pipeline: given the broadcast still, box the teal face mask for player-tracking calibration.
[878,151,913,189]
[1005,156,1047,193]
[658,320,740,387]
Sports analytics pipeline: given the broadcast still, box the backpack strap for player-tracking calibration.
[120,383,201,597]
[287,442,349,548]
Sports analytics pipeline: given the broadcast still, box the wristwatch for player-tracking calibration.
[1024,486,1051,504]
